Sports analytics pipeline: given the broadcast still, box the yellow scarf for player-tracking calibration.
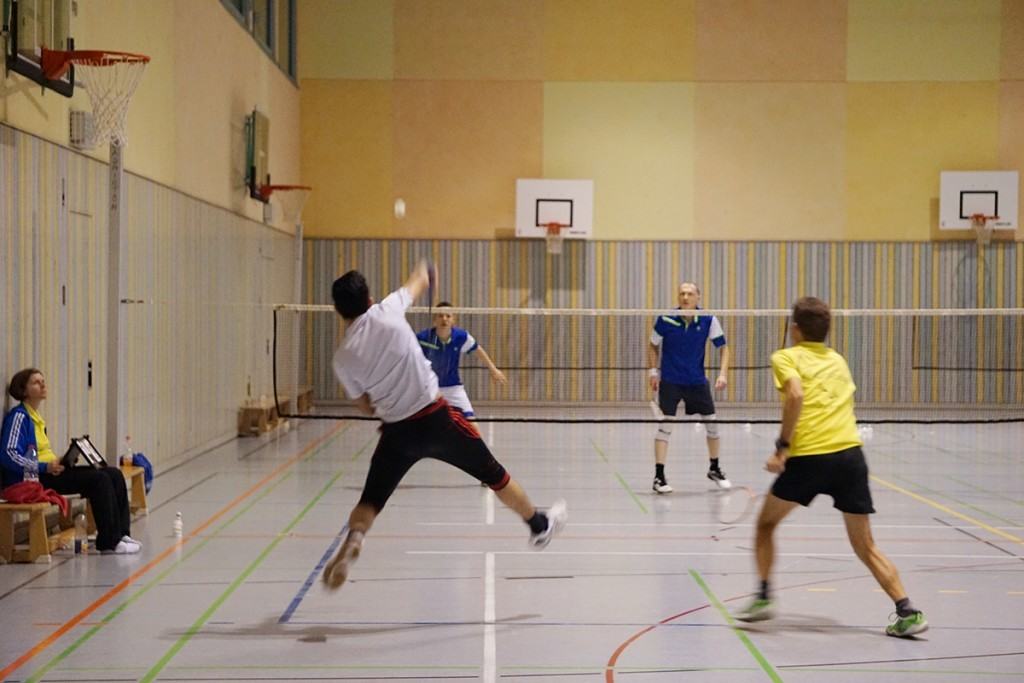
[24,404,57,463]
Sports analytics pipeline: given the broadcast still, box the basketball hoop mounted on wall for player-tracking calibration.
[41,48,149,146]
[259,185,313,226]
[969,213,997,247]
[544,222,567,255]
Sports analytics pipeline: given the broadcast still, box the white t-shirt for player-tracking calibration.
[333,287,440,423]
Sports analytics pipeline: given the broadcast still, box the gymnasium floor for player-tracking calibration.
[0,409,1021,682]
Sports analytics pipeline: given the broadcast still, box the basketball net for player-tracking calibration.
[41,49,149,147]
[970,213,995,247]
[545,222,567,255]
[260,185,313,226]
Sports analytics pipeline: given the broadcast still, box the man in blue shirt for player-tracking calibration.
[417,302,506,419]
[647,282,731,493]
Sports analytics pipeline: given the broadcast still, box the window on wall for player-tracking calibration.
[220,0,296,80]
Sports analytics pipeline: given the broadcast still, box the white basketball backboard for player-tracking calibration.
[939,171,1018,230]
[515,179,593,239]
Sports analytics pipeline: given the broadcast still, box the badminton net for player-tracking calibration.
[272,305,1024,424]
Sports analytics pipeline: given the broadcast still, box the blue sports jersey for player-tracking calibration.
[651,309,726,386]
[416,326,478,387]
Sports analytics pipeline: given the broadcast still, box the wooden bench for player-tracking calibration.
[120,465,148,516]
[295,385,314,413]
[237,396,290,436]
[0,495,90,564]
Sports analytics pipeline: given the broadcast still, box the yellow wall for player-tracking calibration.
[847,0,1001,82]
[298,0,1020,242]
[544,82,694,240]
[300,80,393,237]
[299,0,393,79]
[1,0,301,229]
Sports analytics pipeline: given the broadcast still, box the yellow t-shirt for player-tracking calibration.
[770,342,862,457]
[24,404,57,464]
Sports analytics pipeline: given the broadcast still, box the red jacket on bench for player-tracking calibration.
[1,481,69,517]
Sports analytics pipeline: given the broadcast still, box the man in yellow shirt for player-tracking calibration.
[736,297,927,638]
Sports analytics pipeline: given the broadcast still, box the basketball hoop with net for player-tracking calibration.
[970,213,997,247]
[259,185,313,226]
[41,48,150,146]
[544,222,568,255]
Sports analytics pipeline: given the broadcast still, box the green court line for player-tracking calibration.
[944,474,1024,509]
[873,450,1023,527]
[890,474,1023,528]
[57,663,762,674]
[24,429,359,683]
[48,661,1024,678]
[139,439,372,682]
[590,440,648,514]
[780,667,1024,677]
[690,569,783,683]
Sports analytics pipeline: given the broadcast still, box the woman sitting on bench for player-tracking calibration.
[1,368,141,555]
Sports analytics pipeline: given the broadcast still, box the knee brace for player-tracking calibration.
[701,414,720,440]
[655,421,674,443]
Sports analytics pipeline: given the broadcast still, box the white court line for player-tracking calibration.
[483,552,496,683]
[416,521,1024,530]
[408,550,1021,559]
[484,422,495,525]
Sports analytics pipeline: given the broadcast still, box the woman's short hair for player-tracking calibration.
[8,368,42,402]
[792,297,830,342]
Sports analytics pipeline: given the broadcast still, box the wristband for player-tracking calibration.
[774,437,790,451]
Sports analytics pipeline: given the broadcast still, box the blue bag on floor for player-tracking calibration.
[129,452,154,493]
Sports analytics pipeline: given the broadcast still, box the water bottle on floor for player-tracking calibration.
[172,511,183,538]
[74,513,88,554]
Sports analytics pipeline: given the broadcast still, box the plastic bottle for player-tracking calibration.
[74,513,88,554]
[120,435,134,468]
[23,446,39,482]
[172,511,183,537]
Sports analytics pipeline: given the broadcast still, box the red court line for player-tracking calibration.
[605,604,712,682]
[0,423,345,680]
[604,571,913,682]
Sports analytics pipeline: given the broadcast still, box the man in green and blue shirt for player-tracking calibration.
[647,282,731,494]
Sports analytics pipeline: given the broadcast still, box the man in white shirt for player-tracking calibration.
[323,261,567,590]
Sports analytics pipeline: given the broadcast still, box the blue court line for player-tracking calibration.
[278,524,348,624]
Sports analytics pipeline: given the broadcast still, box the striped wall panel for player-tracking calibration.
[304,239,1023,407]
[1,125,294,466]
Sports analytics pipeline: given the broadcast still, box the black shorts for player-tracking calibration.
[358,398,510,512]
[771,446,875,514]
[658,380,715,416]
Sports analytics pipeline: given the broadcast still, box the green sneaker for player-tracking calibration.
[886,611,929,637]
[735,597,775,622]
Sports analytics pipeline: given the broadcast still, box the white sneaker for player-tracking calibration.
[707,469,732,490]
[529,499,567,549]
[322,539,361,590]
[102,540,141,555]
[652,477,673,494]
[122,535,142,547]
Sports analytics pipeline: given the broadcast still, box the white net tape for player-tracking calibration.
[274,303,1024,317]
[75,59,148,146]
